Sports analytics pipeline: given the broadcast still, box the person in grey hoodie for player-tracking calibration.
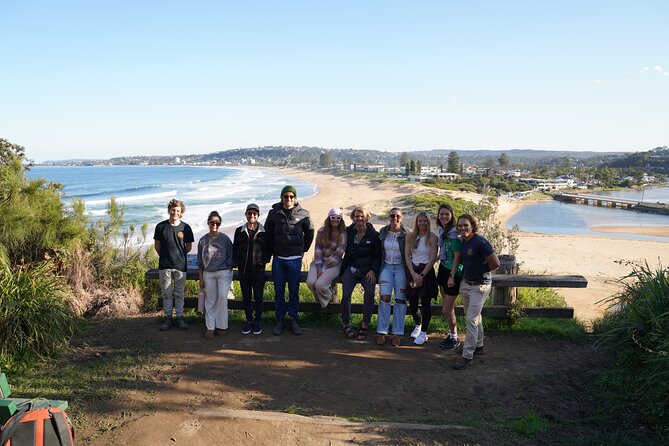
[264,185,315,336]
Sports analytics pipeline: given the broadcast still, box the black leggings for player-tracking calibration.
[409,293,432,332]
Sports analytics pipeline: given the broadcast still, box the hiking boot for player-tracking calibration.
[410,324,422,339]
[289,318,302,336]
[440,336,461,350]
[174,316,189,330]
[273,318,285,336]
[242,322,254,335]
[376,334,386,345]
[252,321,263,335]
[159,316,173,331]
[458,345,484,355]
[414,332,428,345]
[453,357,473,370]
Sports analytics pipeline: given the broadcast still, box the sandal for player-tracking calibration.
[344,325,356,338]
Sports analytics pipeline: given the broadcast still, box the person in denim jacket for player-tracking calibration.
[376,207,409,347]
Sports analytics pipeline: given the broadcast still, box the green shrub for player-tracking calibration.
[595,262,669,434]
[0,248,76,371]
[516,287,566,307]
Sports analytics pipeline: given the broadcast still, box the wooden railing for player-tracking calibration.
[145,269,587,319]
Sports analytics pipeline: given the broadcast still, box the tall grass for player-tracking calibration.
[0,248,76,371]
[594,262,669,434]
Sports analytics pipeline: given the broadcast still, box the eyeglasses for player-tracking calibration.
[389,214,401,219]
[329,215,341,220]
[208,221,221,226]
[282,194,295,200]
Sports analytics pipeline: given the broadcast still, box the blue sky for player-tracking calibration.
[1,1,668,162]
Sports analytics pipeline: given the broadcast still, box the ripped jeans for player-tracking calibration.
[376,263,408,335]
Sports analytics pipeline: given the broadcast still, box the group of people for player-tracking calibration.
[153,185,500,370]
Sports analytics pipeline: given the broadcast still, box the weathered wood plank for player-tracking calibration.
[145,269,588,289]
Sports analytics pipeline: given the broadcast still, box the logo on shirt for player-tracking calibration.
[177,232,184,239]
[466,248,474,257]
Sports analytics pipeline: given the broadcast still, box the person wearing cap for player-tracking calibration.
[264,185,315,335]
[233,203,270,335]
[306,207,347,317]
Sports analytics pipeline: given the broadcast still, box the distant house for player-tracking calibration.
[518,177,575,191]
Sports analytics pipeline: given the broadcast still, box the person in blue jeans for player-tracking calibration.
[264,185,314,336]
[376,207,409,347]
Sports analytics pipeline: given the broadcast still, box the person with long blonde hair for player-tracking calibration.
[404,211,439,345]
[376,207,409,347]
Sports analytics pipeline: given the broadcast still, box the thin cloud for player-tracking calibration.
[593,79,607,85]
[642,65,669,76]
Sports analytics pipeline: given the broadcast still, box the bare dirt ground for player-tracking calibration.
[59,313,649,446]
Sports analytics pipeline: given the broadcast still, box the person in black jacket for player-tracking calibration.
[340,206,381,340]
[264,185,315,336]
[233,203,270,336]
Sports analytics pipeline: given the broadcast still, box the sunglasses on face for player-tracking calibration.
[389,214,401,219]
[329,215,341,220]
[208,221,221,226]
[282,194,295,199]
[246,212,258,217]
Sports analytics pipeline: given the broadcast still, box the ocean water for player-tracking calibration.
[28,165,317,239]
[506,187,669,242]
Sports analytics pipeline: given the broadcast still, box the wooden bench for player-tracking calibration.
[145,269,587,319]
[0,371,69,425]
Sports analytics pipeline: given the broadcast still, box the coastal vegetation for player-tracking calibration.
[0,138,154,370]
[595,263,669,435]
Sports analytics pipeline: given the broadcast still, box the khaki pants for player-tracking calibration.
[459,282,492,360]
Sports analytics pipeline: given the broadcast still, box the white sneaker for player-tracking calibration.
[414,332,428,345]
[410,324,422,339]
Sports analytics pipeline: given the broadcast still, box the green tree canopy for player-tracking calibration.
[447,151,461,174]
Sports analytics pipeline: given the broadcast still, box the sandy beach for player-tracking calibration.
[275,168,669,323]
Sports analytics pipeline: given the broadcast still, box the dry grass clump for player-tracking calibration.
[69,286,144,319]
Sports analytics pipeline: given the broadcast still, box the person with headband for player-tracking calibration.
[264,185,315,336]
[306,207,347,318]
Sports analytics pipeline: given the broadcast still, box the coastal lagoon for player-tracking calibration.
[28,166,317,239]
[506,187,669,242]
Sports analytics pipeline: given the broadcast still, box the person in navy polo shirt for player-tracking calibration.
[453,214,500,370]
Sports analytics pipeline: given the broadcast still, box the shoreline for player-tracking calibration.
[202,168,669,323]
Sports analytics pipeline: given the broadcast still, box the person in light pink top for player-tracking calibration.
[306,207,347,310]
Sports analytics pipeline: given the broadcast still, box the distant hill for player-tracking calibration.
[42,145,663,170]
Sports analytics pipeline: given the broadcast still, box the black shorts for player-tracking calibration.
[437,263,462,296]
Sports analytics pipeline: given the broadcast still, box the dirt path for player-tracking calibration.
[62,315,635,445]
